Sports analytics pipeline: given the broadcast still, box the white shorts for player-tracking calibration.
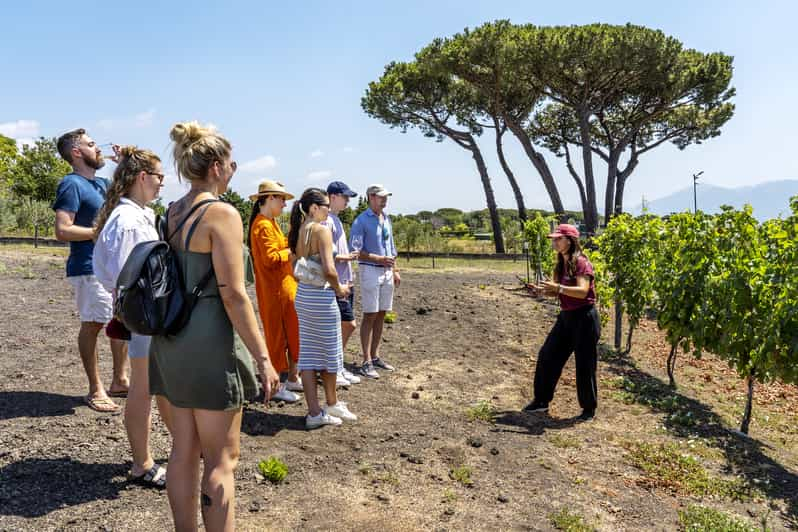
[359,264,394,314]
[68,275,113,324]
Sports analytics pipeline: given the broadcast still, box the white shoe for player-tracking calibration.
[336,371,351,387]
[341,369,361,384]
[284,379,304,392]
[271,385,299,403]
[306,409,343,429]
[326,401,357,422]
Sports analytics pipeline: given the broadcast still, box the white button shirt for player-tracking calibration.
[93,197,159,293]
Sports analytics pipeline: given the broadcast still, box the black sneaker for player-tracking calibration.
[372,357,395,371]
[522,400,549,413]
[579,409,595,421]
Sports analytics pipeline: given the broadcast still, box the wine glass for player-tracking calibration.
[350,234,363,283]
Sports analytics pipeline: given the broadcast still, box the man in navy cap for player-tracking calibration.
[324,181,362,386]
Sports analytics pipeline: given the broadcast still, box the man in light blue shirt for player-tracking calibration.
[53,128,128,413]
[349,184,401,379]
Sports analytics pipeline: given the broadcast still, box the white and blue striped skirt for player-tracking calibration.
[295,283,344,373]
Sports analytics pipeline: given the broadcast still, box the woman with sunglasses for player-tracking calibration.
[287,188,357,429]
[93,145,173,488]
[247,180,303,402]
[524,224,600,421]
[149,122,280,532]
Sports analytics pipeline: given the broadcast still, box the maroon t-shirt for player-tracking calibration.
[558,254,596,311]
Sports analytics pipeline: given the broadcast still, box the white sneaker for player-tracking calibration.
[341,369,361,384]
[326,401,357,422]
[271,385,299,403]
[336,371,351,387]
[306,410,343,429]
[284,379,304,392]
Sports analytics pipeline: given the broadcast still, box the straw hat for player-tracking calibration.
[249,180,295,201]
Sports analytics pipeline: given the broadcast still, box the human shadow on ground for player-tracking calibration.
[601,348,798,524]
[241,407,306,437]
[0,391,84,421]
[0,457,126,517]
[492,411,583,436]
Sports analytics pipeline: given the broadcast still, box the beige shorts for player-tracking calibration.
[68,275,113,324]
[359,264,394,314]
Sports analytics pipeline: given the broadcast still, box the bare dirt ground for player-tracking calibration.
[0,246,796,531]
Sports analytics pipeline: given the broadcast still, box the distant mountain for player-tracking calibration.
[630,180,798,220]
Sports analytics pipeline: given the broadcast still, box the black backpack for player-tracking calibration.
[114,199,219,336]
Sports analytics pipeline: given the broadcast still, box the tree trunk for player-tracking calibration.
[604,151,620,227]
[614,298,623,351]
[505,117,565,219]
[666,343,678,387]
[613,157,638,216]
[468,141,505,253]
[625,318,634,354]
[578,111,599,234]
[34,225,39,248]
[614,175,628,217]
[494,123,527,226]
[740,375,755,435]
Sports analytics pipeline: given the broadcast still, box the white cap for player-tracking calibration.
[366,184,392,197]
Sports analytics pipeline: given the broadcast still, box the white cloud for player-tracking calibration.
[306,170,332,181]
[310,149,324,158]
[94,109,155,131]
[239,155,278,173]
[342,146,355,153]
[134,109,156,128]
[0,119,40,139]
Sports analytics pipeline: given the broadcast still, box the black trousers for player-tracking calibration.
[533,305,600,411]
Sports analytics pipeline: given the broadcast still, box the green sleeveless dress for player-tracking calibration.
[149,203,260,411]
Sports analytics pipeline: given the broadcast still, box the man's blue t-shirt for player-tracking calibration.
[51,173,109,277]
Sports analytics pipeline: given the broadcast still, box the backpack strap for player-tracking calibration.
[165,199,219,245]
[184,202,217,251]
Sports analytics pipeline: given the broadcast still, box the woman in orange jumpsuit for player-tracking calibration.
[248,180,303,401]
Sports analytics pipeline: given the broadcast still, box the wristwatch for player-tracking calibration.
[558,284,564,295]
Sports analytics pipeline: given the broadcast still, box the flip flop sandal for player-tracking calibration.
[108,389,129,398]
[84,395,120,413]
[128,463,167,489]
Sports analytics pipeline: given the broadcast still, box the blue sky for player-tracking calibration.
[1,0,796,215]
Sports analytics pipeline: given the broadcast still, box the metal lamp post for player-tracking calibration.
[693,171,704,213]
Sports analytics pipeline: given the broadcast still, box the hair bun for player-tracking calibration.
[119,145,138,158]
[170,121,209,147]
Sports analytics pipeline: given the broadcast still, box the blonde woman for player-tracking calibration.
[93,146,172,488]
[149,122,280,532]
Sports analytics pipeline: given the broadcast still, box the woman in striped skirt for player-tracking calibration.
[288,188,358,429]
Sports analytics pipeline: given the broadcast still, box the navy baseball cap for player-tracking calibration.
[327,181,358,197]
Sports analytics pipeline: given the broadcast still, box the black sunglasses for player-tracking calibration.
[148,172,165,183]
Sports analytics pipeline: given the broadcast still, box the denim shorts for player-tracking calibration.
[336,288,355,322]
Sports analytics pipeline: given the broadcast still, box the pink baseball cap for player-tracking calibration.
[547,224,580,239]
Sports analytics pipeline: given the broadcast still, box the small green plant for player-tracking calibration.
[625,442,753,501]
[442,488,458,503]
[466,400,495,423]
[678,504,756,532]
[449,465,473,486]
[384,311,397,323]
[549,508,595,531]
[257,456,288,484]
